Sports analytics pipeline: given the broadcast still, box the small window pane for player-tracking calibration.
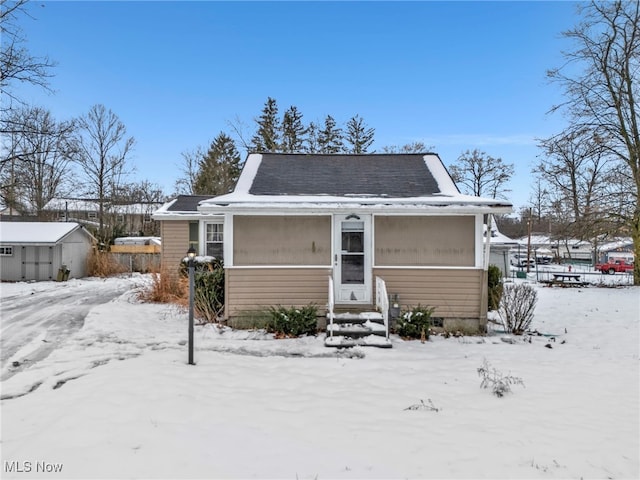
[341,254,364,284]
[342,231,363,253]
[206,223,223,242]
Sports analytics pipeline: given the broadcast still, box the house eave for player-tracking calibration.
[198,199,512,215]
[152,212,224,221]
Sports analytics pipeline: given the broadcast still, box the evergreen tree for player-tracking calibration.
[318,115,343,154]
[305,121,320,153]
[193,132,242,195]
[251,97,280,152]
[281,105,306,153]
[344,114,374,153]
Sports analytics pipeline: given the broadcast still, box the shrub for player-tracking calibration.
[487,264,503,311]
[193,266,225,322]
[140,269,185,303]
[499,283,537,334]
[181,257,225,323]
[87,249,128,277]
[477,358,525,397]
[267,304,318,337]
[179,255,219,275]
[395,304,435,339]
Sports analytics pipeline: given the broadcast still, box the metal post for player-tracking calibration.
[187,246,196,365]
[188,260,195,365]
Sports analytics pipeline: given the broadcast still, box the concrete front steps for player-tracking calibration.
[324,311,392,348]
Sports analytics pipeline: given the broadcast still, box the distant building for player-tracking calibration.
[0,222,95,281]
[42,198,162,237]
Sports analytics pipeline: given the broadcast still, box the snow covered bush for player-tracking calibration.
[267,304,318,337]
[477,358,524,397]
[498,283,537,334]
[395,305,435,340]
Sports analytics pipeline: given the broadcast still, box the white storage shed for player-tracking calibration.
[0,222,95,281]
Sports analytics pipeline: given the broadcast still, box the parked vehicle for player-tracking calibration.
[515,258,536,268]
[595,259,634,274]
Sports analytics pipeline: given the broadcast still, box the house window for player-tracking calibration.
[88,211,97,220]
[0,246,14,256]
[116,214,125,223]
[206,223,224,259]
[144,213,151,222]
[58,211,66,220]
[189,222,199,252]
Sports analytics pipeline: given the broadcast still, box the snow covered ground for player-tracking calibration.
[1,274,638,479]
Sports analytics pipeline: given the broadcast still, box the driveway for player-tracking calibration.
[0,277,134,381]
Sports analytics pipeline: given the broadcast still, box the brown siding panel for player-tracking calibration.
[234,216,331,266]
[160,220,189,277]
[226,267,332,317]
[375,216,475,266]
[374,268,482,319]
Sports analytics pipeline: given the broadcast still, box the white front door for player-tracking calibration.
[334,214,372,303]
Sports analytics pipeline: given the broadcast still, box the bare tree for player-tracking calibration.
[527,178,550,223]
[449,149,514,199]
[174,147,204,195]
[547,0,640,284]
[0,106,76,215]
[113,180,165,236]
[226,115,252,154]
[536,129,613,241]
[1,0,57,207]
[74,104,134,242]
[380,141,434,153]
[1,0,55,115]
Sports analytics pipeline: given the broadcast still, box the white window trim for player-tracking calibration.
[201,218,225,258]
[0,246,14,256]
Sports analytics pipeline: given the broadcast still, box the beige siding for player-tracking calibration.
[374,268,483,319]
[160,220,189,277]
[375,216,475,266]
[234,215,331,266]
[225,267,331,318]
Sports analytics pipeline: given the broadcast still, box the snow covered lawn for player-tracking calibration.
[1,275,638,479]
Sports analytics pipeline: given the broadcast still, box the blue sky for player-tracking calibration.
[13,1,580,210]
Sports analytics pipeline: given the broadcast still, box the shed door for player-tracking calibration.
[334,214,371,303]
[21,246,54,281]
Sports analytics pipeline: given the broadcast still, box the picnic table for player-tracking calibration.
[551,273,586,287]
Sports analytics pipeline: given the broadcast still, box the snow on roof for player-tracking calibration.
[0,222,90,244]
[484,218,517,245]
[44,198,99,211]
[599,237,633,252]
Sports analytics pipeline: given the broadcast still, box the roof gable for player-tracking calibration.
[249,153,443,197]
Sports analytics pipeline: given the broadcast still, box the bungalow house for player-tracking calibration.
[154,153,512,335]
[0,221,96,281]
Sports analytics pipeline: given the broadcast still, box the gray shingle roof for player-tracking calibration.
[248,153,442,197]
[167,195,213,212]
